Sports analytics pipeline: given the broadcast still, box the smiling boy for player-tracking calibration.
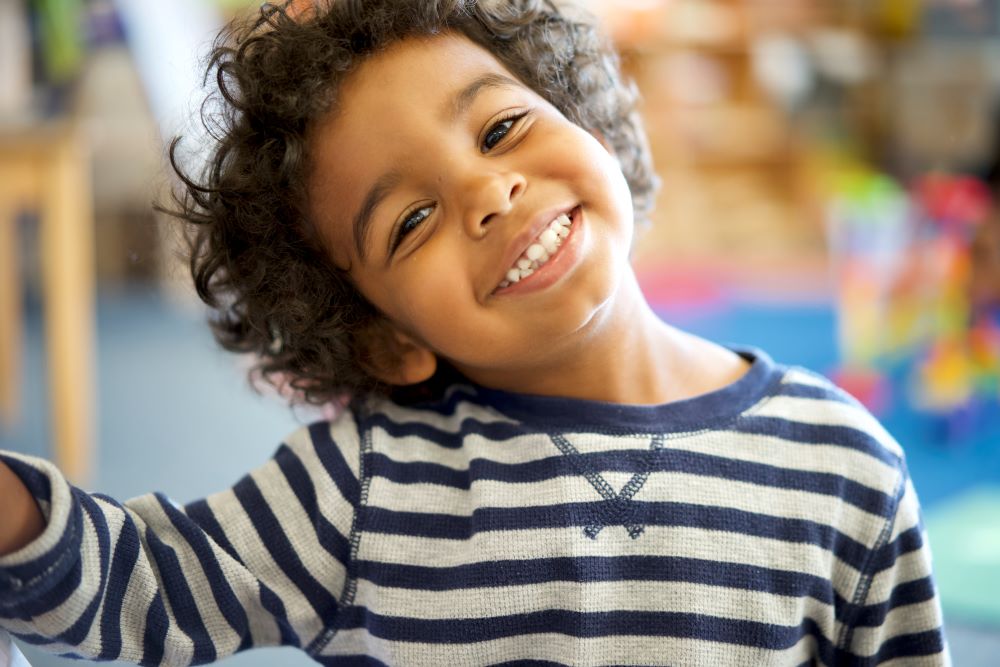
[0,1,948,665]
[311,32,748,402]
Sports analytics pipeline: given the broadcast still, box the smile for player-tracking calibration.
[497,210,574,289]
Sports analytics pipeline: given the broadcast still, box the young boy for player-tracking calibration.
[0,0,948,664]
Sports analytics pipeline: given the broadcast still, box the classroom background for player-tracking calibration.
[1,0,998,665]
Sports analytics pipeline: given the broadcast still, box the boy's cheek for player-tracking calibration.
[397,289,501,360]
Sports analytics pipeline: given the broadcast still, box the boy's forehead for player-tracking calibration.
[308,33,528,264]
[341,34,520,118]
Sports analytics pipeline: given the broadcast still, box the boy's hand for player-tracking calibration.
[0,461,45,557]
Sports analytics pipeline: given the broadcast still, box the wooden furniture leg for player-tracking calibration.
[39,130,95,484]
[0,179,21,429]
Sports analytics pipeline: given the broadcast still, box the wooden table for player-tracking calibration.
[0,122,95,483]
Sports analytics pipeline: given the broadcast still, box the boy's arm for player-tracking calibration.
[0,461,45,556]
[840,470,950,664]
[0,420,360,665]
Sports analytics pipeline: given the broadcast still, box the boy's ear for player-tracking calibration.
[362,322,438,387]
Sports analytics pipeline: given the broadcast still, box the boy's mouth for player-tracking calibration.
[496,207,577,290]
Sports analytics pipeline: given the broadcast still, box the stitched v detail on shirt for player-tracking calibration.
[548,433,665,540]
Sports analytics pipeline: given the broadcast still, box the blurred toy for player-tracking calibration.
[906,173,1000,440]
[824,163,913,411]
[825,165,1000,436]
[968,213,1000,398]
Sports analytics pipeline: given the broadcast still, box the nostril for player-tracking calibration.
[509,180,525,201]
[480,213,496,229]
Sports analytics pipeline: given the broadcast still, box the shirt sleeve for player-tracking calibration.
[839,467,951,665]
[0,419,360,666]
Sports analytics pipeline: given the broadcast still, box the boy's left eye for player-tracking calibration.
[390,204,434,254]
[481,111,527,152]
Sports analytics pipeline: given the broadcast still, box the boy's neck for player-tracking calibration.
[458,269,750,405]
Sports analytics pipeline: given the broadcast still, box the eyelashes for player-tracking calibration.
[390,203,434,253]
[388,110,530,256]
[480,110,528,153]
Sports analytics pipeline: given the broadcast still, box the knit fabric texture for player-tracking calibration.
[0,350,949,665]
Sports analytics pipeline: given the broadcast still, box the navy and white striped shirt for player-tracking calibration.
[0,350,948,665]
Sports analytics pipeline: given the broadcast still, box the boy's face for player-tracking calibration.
[308,33,635,392]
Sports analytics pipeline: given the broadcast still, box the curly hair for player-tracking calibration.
[165,0,658,404]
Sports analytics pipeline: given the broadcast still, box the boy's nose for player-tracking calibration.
[463,169,526,238]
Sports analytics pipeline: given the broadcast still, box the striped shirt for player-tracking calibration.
[0,349,948,665]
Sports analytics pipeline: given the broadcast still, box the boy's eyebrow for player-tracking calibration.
[449,72,521,121]
[354,170,401,260]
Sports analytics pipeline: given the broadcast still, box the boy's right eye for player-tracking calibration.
[390,204,434,254]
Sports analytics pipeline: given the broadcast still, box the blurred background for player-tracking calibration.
[0,0,999,664]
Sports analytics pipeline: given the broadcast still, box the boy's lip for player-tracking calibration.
[491,203,579,295]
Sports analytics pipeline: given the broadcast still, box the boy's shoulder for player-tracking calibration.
[765,363,903,453]
[748,360,908,487]
[283,385,518,454]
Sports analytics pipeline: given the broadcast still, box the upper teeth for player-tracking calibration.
[498,212,573,288]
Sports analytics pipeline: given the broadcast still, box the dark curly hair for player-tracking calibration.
[165,0,658,404]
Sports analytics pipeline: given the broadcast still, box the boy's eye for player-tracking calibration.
[481,111,527,153]
[391,204,434,253]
